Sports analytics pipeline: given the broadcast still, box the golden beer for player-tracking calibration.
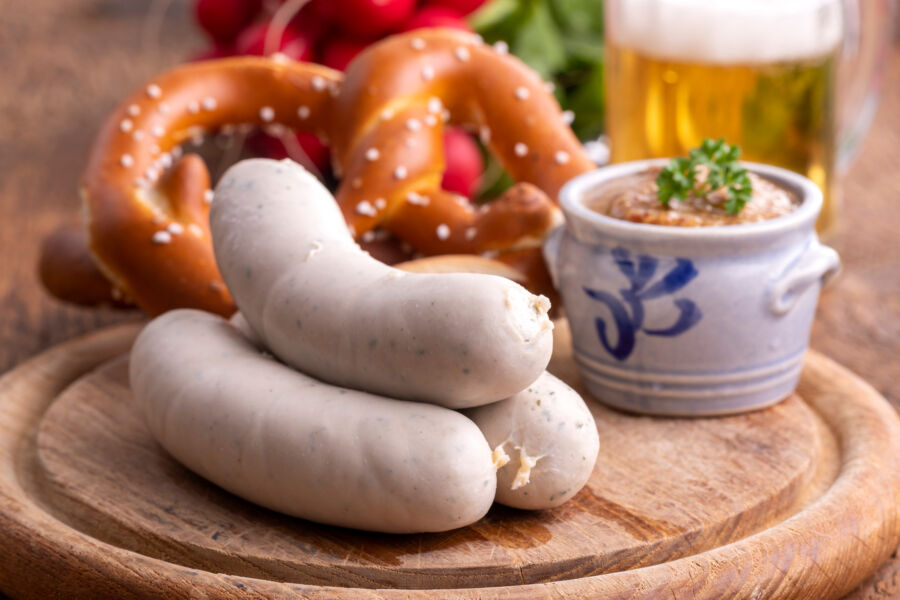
[605,0,842,233]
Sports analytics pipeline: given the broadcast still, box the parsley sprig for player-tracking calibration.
[656,138,753,215]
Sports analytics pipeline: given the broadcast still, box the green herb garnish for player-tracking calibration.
[656,138,753,215]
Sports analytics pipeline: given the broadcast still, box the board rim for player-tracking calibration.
[0,324,898,600]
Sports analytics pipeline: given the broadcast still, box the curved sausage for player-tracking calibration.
[210,158,553,409]
[466,372,599,510]
[129,309,497,533]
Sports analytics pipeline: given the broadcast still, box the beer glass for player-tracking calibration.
[604,0,894,234]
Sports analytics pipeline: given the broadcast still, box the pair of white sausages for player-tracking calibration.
[131,310,597,532]
[130,158,599,533]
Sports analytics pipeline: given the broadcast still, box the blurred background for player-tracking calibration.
[1,1,900,596]
[1,1,898,377]
[1,0,899,386]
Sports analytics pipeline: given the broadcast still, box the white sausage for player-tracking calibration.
[466,372,599,509]
[129,309,497,533]
[229,311,261,346]
[210,158,553,409]
[232,309,598,511]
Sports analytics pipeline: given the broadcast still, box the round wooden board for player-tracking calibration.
[0,323,899,599]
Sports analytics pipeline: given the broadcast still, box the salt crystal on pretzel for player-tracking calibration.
[48,30,593,313]
[331,29,595,260]
[79,57,341,316]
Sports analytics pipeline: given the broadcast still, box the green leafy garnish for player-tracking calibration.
[656,138,753,215]
[471,0,606,142]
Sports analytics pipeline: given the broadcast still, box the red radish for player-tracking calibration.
[321,37,369,71]
[293,132,331,173]
[247,132,331,175]
[441,128,483,199]
[194,0,260,43]
[424,0,486,16]
[302,0,340,25]
[287,0,336,44]
[245,131,286,159]
[188,44,233,62]
[234,21,316,61]
[332,0,417,37]
[402,6,471,32]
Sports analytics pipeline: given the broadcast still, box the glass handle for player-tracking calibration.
[836,0,896,173]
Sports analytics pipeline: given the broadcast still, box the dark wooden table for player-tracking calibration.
[1,1,899,598]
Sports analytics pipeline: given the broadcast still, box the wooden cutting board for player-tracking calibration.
[0,320,898,600]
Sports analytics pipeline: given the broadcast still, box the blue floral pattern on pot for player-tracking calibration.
[582,247,702,361]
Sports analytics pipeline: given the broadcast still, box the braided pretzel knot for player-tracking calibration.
[81,57,341,316]
[331,29,595,256]
[57,30,593,314]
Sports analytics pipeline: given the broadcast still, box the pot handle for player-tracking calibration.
[769,242,841,316]
[542,225,566,290]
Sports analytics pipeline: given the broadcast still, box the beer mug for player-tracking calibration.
[604,0,894,234]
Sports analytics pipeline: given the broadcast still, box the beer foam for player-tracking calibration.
[609,0,843,64]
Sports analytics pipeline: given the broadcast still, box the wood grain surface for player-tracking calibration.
[0,321,898,599]
[0,0,899,597]
[33,352,826,589]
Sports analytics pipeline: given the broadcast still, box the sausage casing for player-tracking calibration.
[210,159,553,408]
[130,309,497,533]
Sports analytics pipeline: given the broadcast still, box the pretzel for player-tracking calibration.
[80,56,341,315]
[39,223,130,308]
[331,29,595,257]
[48,30,593,314]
